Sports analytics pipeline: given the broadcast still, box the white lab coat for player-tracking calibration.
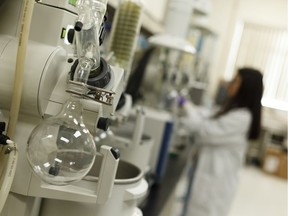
[181,102,251,216]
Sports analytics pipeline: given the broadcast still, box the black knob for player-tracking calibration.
[0,134,9,145]
[49,165,60,176]
[67,29,75,44]
[97,118,111,131]
[116,94,126,111]
[110,147,120,160]
[74,21,83,32]
[0,122,6,133]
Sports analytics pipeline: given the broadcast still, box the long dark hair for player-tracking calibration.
[215,67,263,140]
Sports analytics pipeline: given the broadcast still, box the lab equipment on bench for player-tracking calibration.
[25,0,115,186]
[0,0,132,215]
[38,156,148,216]
[96,103,154,173]
[142,107,174,183]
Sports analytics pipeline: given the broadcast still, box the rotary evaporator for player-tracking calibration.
[0,0,148,216]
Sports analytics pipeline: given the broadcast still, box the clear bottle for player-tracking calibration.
[26,94,96,185]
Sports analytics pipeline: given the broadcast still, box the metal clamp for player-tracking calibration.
[2,141,17,155]
[66,80,115,106]
[4,146,17,155]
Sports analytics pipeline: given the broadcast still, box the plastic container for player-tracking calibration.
[40,157,148,216]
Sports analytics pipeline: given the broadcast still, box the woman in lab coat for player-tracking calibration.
[181,67,263,216]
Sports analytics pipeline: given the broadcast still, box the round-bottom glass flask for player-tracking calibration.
[27,96,96,185]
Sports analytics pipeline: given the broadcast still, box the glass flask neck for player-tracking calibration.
[57,96,83,119]
[73,57,93,84]
[68,57,91,97]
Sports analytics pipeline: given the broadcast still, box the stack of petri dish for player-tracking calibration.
[109,0,142,81]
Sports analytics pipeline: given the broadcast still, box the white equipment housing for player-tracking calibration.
[104,106,155,173]
[0,0,152,216]
[142,107,174,183]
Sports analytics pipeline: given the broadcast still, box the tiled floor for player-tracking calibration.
[229,166,287,216]
[169,166,287,216]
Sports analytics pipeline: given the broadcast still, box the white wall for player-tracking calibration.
[142,0,168,23]
[237,0,287,27]
[206,0,287,98]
